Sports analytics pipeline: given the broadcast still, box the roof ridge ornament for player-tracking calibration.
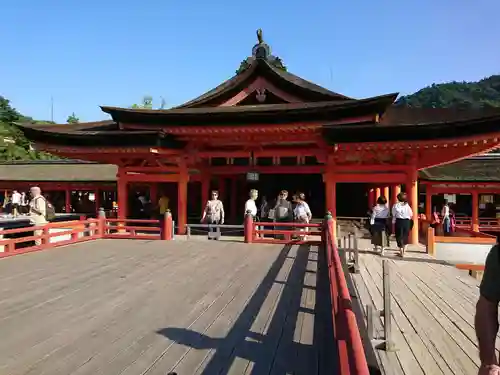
[235,30,287,75]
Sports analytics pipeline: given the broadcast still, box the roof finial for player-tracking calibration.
[256,29,264,44]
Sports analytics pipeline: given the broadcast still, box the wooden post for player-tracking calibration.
[374,187,381,200]
[162,211,173,240]
[472,190,479,231]
[117,169,128,223]
[407,168,419,244]
[98,207,106,238]
[425,187,432,219]
[177,173,188,235]
[325,173,337,239]
[65,187,71,213]
[244,212,254,243]
[427,226,435,256]
[391,185,401,207]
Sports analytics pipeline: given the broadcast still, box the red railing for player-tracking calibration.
[324,217,370,375]
[244,215,322,244]
[0,213,176,259]
[0,218,101,258]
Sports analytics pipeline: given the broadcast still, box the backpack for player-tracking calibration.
[38,197,56,220]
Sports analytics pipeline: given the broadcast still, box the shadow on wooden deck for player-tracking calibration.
[157,244,340,375]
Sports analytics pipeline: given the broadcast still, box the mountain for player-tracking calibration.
[395,75,500,108]
[0,96,57,161]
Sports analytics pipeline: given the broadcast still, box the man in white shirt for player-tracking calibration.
[29,186,47,246]
[11,190,21,217]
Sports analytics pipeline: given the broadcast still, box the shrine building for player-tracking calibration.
[14,31,500,242]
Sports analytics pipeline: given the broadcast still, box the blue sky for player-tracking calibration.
[1,0,499,123]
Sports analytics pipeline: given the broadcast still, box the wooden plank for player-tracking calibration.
[0,239,306,375]
[352,256,410,375]
[364,254,477,374]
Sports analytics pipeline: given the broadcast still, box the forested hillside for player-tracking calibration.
[0,96,57,161]
[396,75,500,108]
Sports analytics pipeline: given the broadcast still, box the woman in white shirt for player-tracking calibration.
[294,193,312,240]
[370,196,390,255]
[391,192,414,257]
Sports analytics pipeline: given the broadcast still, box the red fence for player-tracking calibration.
[324,217,370,375]
[244,215,322,245]
[0,213,175,259]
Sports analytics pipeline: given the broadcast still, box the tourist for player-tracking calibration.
[259,196,271,237]
[370,196,390,255]
[201,190,224,237]
[391,192,413,257]
[475,244,500,375]
[28,186,47,246]
[273,190,292,239]
[294,193,312,240]
[441,200,451,235]
[244,189,258,219]
[11,190,21,217]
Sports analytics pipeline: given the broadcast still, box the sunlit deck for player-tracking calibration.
[348,237,487,375]
[0,239,337,375]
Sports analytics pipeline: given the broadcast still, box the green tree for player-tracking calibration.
[67,112,79,124]
[131,95,154,109]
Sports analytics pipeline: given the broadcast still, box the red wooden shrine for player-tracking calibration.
[15,31,500,242]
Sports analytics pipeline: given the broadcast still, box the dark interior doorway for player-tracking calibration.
[336,183,369,218]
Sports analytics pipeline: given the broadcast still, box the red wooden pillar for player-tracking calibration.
[325,172,337,239]
[117,170,128,220]
[65,187,71,213]
[407,168,419,244]
[230,177,237,222]
[374,187,381,200]
[368,188,375,208]
[391,184,401,207]
[472,190,479,231]
[382,186,390,201]
[177,172,188,235]
[425,186,432,219]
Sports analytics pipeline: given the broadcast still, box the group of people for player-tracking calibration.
[369,192,414,257]
[200,188,312,238]
[2,187,51,245]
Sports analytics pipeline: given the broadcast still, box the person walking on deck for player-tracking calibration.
[391,192,413,257]
[28,187,47,246]
[475,244,500,375]
[370,196,390,256]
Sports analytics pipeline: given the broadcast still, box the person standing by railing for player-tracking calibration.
[392,192,413,257]
[28,186,47,246]
[294,193,311,240]
[201,190,225,237]
[370,196,390,256]
[475,244,500,375]
[273,190,292,239]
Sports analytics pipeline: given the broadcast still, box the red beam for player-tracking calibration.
[334,173,407,183]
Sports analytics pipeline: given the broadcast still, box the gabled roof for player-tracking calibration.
[175,57,354,108]
[100,94,398,126]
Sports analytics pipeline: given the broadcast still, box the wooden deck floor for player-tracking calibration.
[348,237,491,375]
[0,239,337,375]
